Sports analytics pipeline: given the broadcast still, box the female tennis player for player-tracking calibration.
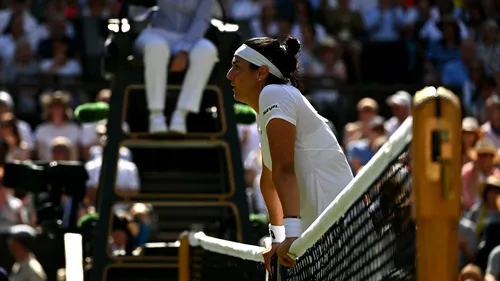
[226,36,353,270]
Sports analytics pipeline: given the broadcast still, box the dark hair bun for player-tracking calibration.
[284,36,301,57]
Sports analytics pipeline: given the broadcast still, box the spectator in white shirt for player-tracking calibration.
[84,120,140,207]
[384,91,412,136]
[40,37,81,76]
[34,91,81,160]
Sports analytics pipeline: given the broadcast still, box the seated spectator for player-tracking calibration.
[384,91,412,136]
[462,139,500,211]
[36,1,75,42]
[343,97,379,146]
[459,264,483,281]
[291,0,327,44]
[133,0,218,134]
[485,245,500,281]
[482,96,500,148]
[0,184,23,230]
[298,24,321,76]
[459,217,478,269]
[362,0,402,42]
[477,216,500,273]
[34,91,81,161]
[346,116,386,174]
[7,224,46,281]
[419,2,468,42]
[1,39,39,82]
[309,36,347,81]
[129,203,152,247]
[476,19,500,76]
[462,117,483,165]
[466,175,500,235]
[0,0,38,34]
[441,39,477,86]
[87,120,132,162]
[0,91,34,151]
[249,0,278,38]
[0,112,30,161]
[425,16,462,74]
[85,120,139,207]
[40,36,81,76]
[0,12,38,67]
[110,211,139,256]
[319,0,364,81]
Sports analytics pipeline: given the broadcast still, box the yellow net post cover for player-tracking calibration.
[412,86,462,281]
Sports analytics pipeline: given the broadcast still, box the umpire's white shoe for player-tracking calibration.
[149,114,168,133]
[169,111,187,135]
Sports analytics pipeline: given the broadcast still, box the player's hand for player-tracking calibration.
[262,242,279,273]
[170,51,188,72]
[276,237,297,267]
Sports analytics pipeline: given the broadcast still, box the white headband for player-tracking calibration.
[234,44,285,79]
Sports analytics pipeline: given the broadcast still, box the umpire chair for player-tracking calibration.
[90,2,254,281]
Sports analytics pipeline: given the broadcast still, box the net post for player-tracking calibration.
[178,232,191,281]
[412,87,461,281]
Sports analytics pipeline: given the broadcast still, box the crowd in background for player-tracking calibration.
[0,0,499,280]
[233,0,500,280]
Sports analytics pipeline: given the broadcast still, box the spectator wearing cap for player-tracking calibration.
[0,91,34,151]
[84,119,140,209]
[346,115,386,174]
[462,139,500,211]
[465,175,500,236]
[34,91,81,161]
[7,224,47,281]
[482,96,500,148]
[343,97,378,146]
[462,117,483,165]
[384,91,412,136]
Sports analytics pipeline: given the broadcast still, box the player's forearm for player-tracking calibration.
[261,168,284,226]
[272,169,300,218]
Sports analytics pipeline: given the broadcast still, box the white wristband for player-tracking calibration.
[284,218,302,238]
[269,224,286,243]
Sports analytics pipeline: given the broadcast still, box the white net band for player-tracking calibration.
[188,117,413,261]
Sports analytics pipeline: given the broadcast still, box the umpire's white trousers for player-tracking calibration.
[135,28,218,113]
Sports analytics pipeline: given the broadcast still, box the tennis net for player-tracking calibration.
[188,117,415,281]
